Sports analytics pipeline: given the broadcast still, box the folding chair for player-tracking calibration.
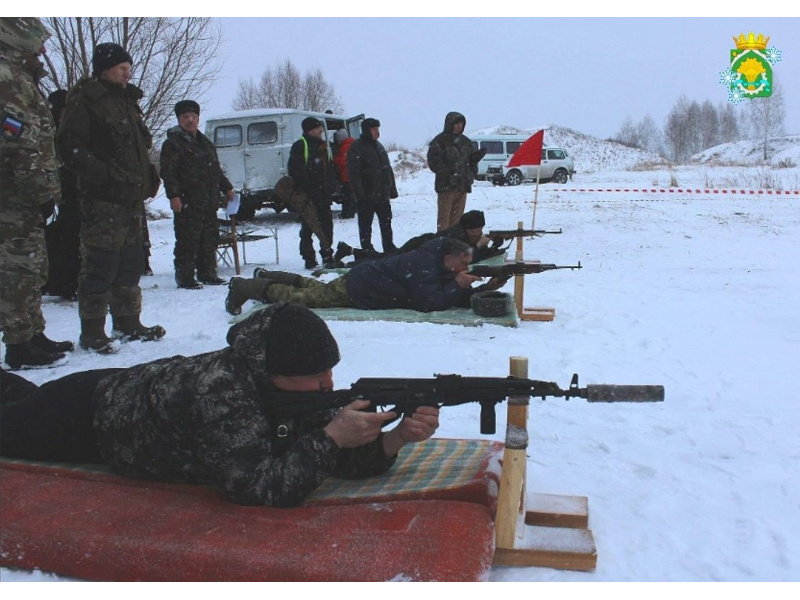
[217,218,241,274]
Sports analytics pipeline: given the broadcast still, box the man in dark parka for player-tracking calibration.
[347,117,398,253]
[160,100,234,289]
[426,111,485,232]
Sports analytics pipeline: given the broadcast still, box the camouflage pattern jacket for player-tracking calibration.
[57,77,158,204]
[426,111,477,194]
[0,17,60,207]
[159,125,232,213]
[93,305,396,507]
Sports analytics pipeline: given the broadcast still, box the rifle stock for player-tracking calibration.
[267,374,664,435]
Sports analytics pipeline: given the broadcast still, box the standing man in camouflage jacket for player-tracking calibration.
[57,43,165,354]
[160,100,234,289]
[1,304,440,507]
[0,17,74,369]
[426,111,486,232]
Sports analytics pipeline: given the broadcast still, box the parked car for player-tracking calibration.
[469,134,575,186]
[205,108,364,219]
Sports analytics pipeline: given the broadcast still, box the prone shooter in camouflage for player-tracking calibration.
[56,42,165,353]
[0,17,74,370]
[160,100,234,289]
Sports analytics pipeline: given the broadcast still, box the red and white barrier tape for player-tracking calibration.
[554,188,800,195]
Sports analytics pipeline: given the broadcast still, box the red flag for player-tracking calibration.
[507,130,544,167]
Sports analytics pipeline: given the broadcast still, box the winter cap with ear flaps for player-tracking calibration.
[302,117,323,133]
[174,100,200,117]
[460,210,485,229]
[361,118,380,133]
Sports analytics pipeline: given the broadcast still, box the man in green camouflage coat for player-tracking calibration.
[160,100,234,289]
[0,17,74,369]
[57,42,165,353]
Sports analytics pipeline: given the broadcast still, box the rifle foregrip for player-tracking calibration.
[585,385,665,403]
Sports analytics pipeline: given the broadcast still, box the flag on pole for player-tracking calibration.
[507,130,544,167]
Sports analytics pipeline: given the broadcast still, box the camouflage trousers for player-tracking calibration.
[264,274,352,308]
[173,204,219,283]
[78,196,144,320]
[0,200,47,344]
[299,199,334,262]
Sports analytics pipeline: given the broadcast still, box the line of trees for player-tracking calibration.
[233,58,344,114]
[42,17,223,140]
[614,84,786,162]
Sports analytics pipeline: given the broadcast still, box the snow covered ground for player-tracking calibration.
[2,153,799,582]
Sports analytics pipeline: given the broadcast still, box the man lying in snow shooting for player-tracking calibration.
[0,303,439,507]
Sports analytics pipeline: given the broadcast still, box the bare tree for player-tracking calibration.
[636,114,664,155]
[717,101,742,144]
[233,58,344,114]
[699,100,719,150]
[613,116,640,148]
[745,80,786,160]
[42,17,223,140]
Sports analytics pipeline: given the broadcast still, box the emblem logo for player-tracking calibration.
[719,32,782,104]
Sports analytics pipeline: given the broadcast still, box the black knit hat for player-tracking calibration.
[174,100,200,117]
[302,117,323,133]
[264,304,340,376]
[361,118,380,133]
[460,210,486,229]
[92,43,133,76]
[47,89,68,109]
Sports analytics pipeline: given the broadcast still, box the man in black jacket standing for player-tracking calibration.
[160,100,234,289]
[347,118,398,253]
[288,117,337,269]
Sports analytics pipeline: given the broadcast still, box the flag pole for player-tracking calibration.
[531,162,542,233]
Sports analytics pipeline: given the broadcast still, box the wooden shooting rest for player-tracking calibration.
[492,356,597,571]
[511,221,556,322]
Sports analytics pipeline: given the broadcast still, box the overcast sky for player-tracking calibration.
[200,17,798,149]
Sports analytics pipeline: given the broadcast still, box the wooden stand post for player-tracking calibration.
[512,221,555,322]
[492,356,597,571]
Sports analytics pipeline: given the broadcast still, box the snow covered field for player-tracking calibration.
[2,158,799,582]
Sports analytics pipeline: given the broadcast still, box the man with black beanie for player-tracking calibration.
[57,42,164,353]
[1,303,440,507]
[347,117,398,253]
[160,99,235,289]
[288,116,338,269]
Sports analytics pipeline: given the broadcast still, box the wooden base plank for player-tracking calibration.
[493,523,597,571]
[520,307,556,321]
[525,493,589,529]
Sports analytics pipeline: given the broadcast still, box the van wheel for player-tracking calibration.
[553,169,568,184]
[505,170,523,186]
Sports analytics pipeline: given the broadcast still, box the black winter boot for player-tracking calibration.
[31,332,74,353]
[80,319,120,354]
[253,268,303,286]
[4,340,67,370]
[320,248,344,270]
[225,277,271,315]
[334,242,353,263]
[112,315,166,342]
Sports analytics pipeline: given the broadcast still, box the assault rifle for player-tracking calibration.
[487,227,563,245]
[469,260,582,279]
[268,374,664,435]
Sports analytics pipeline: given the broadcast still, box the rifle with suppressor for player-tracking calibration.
[267,374,664,435]
[470,260,582,279]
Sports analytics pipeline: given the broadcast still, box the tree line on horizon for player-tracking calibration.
[613,86,786,163]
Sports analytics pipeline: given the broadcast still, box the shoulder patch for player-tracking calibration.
[1,112,24,141]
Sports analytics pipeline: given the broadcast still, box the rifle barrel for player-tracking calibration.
[584,384,665,403]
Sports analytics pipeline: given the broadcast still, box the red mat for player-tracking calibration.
[0,440,501,581]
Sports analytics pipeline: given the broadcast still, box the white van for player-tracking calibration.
[470,134,575,185]
[205,108,364,218]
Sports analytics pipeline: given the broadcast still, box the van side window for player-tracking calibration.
[548,149,566,160]
[248,122,278,145]
[480,141,503,154]
[214,125,242,147]
[506,142,522,154]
